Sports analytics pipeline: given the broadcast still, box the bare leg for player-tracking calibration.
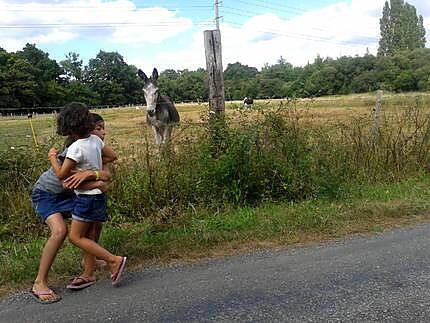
[81,222,105,272]
[33,213,67,301]
[162,127,172,144]
[152,126,162,145]
[80,223,97,280]
[69,220,123,276]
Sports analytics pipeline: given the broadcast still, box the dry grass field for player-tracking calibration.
[2,92,430,296]
[1,91,429,153]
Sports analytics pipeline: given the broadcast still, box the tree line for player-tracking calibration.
[0,0,427,112]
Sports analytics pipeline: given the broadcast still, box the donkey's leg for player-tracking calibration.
[162,127,172,144]
[152,126,162,145]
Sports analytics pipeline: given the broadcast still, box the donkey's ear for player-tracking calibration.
[137,69,148,83]
[151,68,159,81]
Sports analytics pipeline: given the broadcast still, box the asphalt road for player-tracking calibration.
[2,222,430,322]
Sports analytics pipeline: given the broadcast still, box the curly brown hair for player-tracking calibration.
[57,102,94,137]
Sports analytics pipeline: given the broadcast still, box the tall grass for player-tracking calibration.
[1,98,430,240]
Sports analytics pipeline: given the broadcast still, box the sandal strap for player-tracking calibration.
[32,289,54,296]
[71,276,94,284]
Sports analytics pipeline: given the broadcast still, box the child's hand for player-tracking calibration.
[63,171,90,189]
[48,148,59,160]
[97,181,108,193]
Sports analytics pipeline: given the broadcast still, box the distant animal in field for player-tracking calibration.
[137,68,180,144]
[243,97,254,109]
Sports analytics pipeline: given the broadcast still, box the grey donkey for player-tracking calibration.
[137,68,180,144]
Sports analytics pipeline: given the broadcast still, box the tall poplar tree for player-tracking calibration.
[378,0,426,56]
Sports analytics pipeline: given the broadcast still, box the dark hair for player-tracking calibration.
[57,102,93,137]
[90,113,104,124]
[63,135,75,148]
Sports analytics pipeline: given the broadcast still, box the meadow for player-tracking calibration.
[2,91,430,296]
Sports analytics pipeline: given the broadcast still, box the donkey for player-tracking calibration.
[137,68,180,144]
[243,97,254,109]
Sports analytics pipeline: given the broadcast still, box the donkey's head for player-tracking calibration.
[138,68,159,117]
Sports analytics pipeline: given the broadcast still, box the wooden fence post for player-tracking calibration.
[372,90,383,140]
[204,29,225,115]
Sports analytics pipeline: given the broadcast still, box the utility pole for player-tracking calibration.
[214,0,220,30]
[204,30,225,115]
[203,0,225,115]
[372,90,383,141]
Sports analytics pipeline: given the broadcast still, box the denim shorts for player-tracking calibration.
[31,189,75,222]
[72,193,107,222]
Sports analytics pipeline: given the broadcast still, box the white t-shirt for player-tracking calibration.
[66,134,104,195]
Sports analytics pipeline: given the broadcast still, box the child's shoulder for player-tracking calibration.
[89,134,104,145]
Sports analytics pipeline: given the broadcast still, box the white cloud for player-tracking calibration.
[128,30,206,72]
[34,29,77,44]
[152,0,430,71]
[111,7,192,44]
[0,0,429,70]
[219,0,385,69]
[0,0,192,51]
[231,0,428,68]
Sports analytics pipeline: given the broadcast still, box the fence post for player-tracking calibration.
[372,90,383,140]
[204,29,225,116]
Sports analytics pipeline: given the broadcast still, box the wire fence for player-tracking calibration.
[0,104,145,119]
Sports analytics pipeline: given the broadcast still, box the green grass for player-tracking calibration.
[2,92,430,297]
[2,174,430,297]
[0,116,57,149]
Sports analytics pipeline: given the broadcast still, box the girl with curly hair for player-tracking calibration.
[31,108,116,303]
[49,102,126,290]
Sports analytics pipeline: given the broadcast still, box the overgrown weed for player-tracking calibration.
[1,98,430,240]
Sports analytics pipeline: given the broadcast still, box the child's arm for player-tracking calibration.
[63,151,113,189]
[49,148,76,180]
[76,180,108,193]
[63,167,111,189]
[102,145,117,164]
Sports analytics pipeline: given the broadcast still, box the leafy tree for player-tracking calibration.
[0,49,38,109]
[256,77,284,99]
[260,57,297,82]
[173,69,208,102]
[15,44,65,106]
[64,81,100,106]
[351,71,379,93]
[60,52,83,81]
[224,62,258,82]
[393,70,417,92]
[378,0,426,56]
[304,66,338,97]
[161,69,180,80]
[84,51,143,106]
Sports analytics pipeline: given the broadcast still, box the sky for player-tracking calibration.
[0,0,429,73]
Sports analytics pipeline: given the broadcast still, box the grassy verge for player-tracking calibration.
[2,173,430,298]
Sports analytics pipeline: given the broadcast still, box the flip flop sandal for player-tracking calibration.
[29,289,61,304]
[111,256,127,287]
[66,276,96,291]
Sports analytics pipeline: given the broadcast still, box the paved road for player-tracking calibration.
[2,222,430,322]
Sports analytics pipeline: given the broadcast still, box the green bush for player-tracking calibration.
[2,100,430,239]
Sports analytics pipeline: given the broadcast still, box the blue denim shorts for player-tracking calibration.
[31,189,76,222]
[72,194,107,222]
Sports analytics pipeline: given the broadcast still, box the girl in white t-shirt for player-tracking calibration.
[49,102,126,287]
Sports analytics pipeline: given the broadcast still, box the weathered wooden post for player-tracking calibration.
[372,90,383,140]
[204,29,225,116]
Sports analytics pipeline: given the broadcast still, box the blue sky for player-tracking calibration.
[0,0,429,72]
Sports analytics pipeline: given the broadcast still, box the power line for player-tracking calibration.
[244,0,311,14]
[220,7,378,46]
[222,5,326,32]
[0,21,214,29]
[223,20,377,47]
[227,0,304,16]
[1,5,213,12]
